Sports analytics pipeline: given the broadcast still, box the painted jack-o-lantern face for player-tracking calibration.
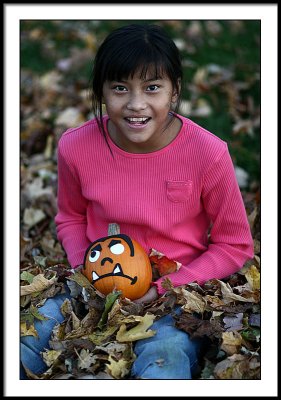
[83,234,152,300]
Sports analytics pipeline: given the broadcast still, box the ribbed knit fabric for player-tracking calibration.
[55,114,254,295]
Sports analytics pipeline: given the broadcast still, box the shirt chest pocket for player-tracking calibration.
[166,180,193,203]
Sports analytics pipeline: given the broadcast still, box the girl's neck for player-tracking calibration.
[107,114,182,154]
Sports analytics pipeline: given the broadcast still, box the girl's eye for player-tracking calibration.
[110,243,125,255]
[146,85,159,92]
[113,85,127,92]
[89,250,101,262]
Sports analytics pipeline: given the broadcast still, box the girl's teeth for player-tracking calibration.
[126,117,149,124]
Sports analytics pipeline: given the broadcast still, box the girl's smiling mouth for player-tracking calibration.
[125,117,151,127]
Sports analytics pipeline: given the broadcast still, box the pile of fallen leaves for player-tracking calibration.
[21,211,261,380]
[20,20,260,379]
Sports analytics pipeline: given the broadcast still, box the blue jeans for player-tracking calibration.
[20,291,70,379]
[131,309,202,379]
[21,294,202,379]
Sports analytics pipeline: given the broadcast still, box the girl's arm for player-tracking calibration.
[153,147,254,295]
[55,142,91,268]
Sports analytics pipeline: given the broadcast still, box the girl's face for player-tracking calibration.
[102,69,181,153]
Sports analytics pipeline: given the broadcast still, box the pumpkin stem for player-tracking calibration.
[108,223,120,235]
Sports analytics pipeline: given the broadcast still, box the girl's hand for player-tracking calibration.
[133,286,158,304]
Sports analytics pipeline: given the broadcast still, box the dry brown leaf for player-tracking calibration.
[39,71,62,91]
[205,294,226,309]
[181,289,206,314]
[77,349,98,371]
[55,107,84,128]
[213,353,260,379]
[220,331,243,355]
[218,280,256,303]
[20,273,57,296]
[23,207,46,228]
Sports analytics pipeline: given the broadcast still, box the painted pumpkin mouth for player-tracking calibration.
[92,263,138,285]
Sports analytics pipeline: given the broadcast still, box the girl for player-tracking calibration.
[21,23,254,379]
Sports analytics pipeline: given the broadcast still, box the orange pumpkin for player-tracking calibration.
[83,234,152,300]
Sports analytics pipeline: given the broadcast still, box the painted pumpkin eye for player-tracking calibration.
[89,249,101,262]
[110,243,125,255]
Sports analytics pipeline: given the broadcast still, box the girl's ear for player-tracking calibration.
[171,79,181,103]
[171,92,178,104]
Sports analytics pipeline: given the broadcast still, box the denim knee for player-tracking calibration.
[132,337,194,379]
[131,312,202,379]
[20,291,70,378]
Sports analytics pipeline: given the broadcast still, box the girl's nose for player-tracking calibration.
[126,94,147,111]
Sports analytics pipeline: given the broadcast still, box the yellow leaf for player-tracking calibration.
[20,321,38,337]
[116,314,156,342]
[106,356,131,379]
[60,298,73,318]
[245,265,260,291]
[88,326,118,345]
[41,349,63,367]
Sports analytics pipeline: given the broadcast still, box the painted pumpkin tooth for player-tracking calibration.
[113,264,122,274]
[92,271,99,281]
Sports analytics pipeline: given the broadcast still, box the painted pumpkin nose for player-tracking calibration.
[101,257,113,266]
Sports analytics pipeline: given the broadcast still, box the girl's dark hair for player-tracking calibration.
[90,23,183,139]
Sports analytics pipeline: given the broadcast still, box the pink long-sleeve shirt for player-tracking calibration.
[55,114,254,295]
